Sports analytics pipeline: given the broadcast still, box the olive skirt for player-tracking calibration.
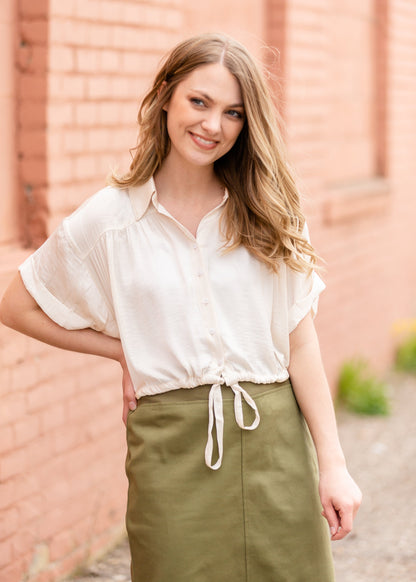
[125,380,335,582]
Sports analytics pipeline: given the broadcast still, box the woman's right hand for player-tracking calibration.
[119,351,137,425]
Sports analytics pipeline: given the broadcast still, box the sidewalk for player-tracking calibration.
[68,373,416,582]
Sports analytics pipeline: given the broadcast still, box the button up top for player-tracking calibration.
[19,178,325,468]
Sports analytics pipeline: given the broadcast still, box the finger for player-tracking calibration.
[321,502,340,538]
[122,402,128,426]
[122,397,137,424]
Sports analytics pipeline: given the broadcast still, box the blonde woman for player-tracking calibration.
[0,33,361,582]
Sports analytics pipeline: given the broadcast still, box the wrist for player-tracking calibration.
[317,450,347,474]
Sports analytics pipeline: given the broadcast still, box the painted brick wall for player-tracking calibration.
[0,1,265,581]
[1,0,416,580]
[282,0,416,385]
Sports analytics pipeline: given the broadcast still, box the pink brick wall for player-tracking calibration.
[1,1,416,581]
[0,1,266,581]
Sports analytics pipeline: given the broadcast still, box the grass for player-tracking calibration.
[337,359,390,415]
[396,334,416,373]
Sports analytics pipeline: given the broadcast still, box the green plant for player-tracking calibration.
[396,334,416,373]
[337,359,390,415]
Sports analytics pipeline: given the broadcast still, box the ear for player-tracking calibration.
[158,81,169,111]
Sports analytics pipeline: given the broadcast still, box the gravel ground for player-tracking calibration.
[68,373,416,582]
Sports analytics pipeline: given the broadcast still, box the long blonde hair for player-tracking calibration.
[110,33,318,273]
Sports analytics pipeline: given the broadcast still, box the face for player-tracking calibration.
[162,63,245,169]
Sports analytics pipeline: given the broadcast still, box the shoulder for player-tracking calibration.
[62,185,135,256]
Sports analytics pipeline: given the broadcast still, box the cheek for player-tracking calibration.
[225,122,244,147]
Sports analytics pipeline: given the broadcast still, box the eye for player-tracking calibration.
[190,98,205,107]
[226,109,244,120]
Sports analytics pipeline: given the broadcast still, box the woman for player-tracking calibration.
[0,33,361,582]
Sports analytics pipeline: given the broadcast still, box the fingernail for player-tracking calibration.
[330,527,336,535]
[128,401,137,411]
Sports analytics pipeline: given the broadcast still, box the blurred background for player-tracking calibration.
[0,0,415,581]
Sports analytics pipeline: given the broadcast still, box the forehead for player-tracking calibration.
[176,63,243,104]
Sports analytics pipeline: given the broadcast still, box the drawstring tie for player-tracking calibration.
[205,382,260,470]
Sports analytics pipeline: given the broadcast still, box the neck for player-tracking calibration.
[154,154,220,203]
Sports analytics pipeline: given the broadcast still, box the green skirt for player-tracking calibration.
[125,381,334,582]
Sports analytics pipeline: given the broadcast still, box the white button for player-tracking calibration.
[193,244,198,250]
[202,299,209,305]
[209,329,215,335]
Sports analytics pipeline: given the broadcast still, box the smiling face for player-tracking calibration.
[162,63,245,171]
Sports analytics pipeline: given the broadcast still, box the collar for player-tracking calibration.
[127,177,229,221]
[127,177,157,221]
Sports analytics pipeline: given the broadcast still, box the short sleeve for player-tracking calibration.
[19,220,114,334]
[286,223,325,332]
[286,268,325,333]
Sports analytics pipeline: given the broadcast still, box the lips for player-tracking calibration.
[189,132,219,149]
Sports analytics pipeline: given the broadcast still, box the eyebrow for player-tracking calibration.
[190,89,244,109]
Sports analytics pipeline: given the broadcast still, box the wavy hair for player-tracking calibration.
[110,33,319,273]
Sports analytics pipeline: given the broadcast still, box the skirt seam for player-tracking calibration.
[241,428,249,582]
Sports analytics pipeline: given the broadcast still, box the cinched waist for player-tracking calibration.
[138,380,291,471]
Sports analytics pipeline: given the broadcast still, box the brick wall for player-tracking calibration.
[282,0,416,385]
[1,0,416,580]
[0,1,265,581]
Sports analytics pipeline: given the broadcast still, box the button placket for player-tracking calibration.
[191,240,224,364]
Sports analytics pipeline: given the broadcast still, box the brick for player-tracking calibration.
[0,507,19,541]
[84,408,120,440]
[86,76,112,99]
[16,493,44,522]
[98,50,120,73]
[0,539,12,568]
[0,366,12,398]
[19,74,48,100]
[89,23,113,48]
[0,393,26,427]
[49,19,89,46]
[112,25,152,50]
[49,46,74,72]
[49,0,75,17]
[18,102,47,128]
[18,129,47,157]
[25,435,54,469]
[0,425,14,455]
[0,447,27,480]
[74,102,98,126]
[53,425,84,454]
[17,45,48,74]
[48,530,76,562]
[11,528,36,558]
[26,383,55,412]
[0,558,27,582]
[75,48,99,73]
[39,401,67,432]
[101,0,127,23]
[13,414,40,447]
[20,0,49,17]
[86,128,113,152]
[20,21,48,45]
[63,129,87,154]
[73,155,99,180]
[74,0,101,20]
[47,156,73,183]
[120,51,160,75]
[97,102,121,125]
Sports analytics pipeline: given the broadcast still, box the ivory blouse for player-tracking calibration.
[19,177,325,469]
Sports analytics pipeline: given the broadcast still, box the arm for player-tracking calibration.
[0,272,137,423]
[288,313,362,541]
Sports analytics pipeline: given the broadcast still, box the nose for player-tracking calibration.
[201,110,222,135]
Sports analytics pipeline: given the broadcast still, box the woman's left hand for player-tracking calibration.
[319,466,362,541]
